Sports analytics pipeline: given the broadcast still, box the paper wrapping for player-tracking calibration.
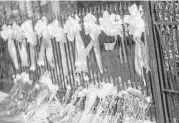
[104,36,117,51]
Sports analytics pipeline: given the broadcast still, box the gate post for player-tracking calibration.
[142,1,166,123]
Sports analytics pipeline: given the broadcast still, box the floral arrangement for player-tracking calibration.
[48,83,153,123]
[0,71,59,123]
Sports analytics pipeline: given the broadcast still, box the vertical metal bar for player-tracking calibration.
[70,33,76,87]
[170,25,179,123]
[31,3,39,81]
[61,15,73,89]
[55,16,67,90]
[84,7,96,85]
[53,36,63,89]
[162,26,174,123]
[147,1,167,123]
[58,41,66,89]
[124,2,132,81]
[93,6,101,85]
[50,38,58,85]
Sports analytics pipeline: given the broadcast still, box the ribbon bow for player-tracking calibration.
[79,13,103,74]
[124,4,147,86]
[64,15,81,42]
[84,13,101,40]
[63,15,88,73]
[21,19,37,71]
[12,22,22,41]
[48,19,66,43]
[48,19,69,76]
[12,22,29,67]
[124,4,145,38]
[1,25,19,70]
[1,25,12,41]
[21,19,37,46]
[99,11,123,51]
[34,16,54,68]
[100,11,123,37]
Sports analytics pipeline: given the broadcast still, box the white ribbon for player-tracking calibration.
[34,16,54,68]
[48,19,69,76]
[21,19,37,46]
[21,19,37,71]
[48,19,66,43]
[64,15,88,73]
[124,4,145,38]
[124,4,147,86]
[12,22,29,67]
[1,25,19,70]
[99,11,123,50]
[100,11,123,37]
[83,13,103,74]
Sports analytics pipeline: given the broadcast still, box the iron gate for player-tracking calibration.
[0,1,170,123]
[151,1,179,123]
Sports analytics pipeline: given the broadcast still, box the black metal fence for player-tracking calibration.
[151,1,179,123]
[0,1,159,122]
